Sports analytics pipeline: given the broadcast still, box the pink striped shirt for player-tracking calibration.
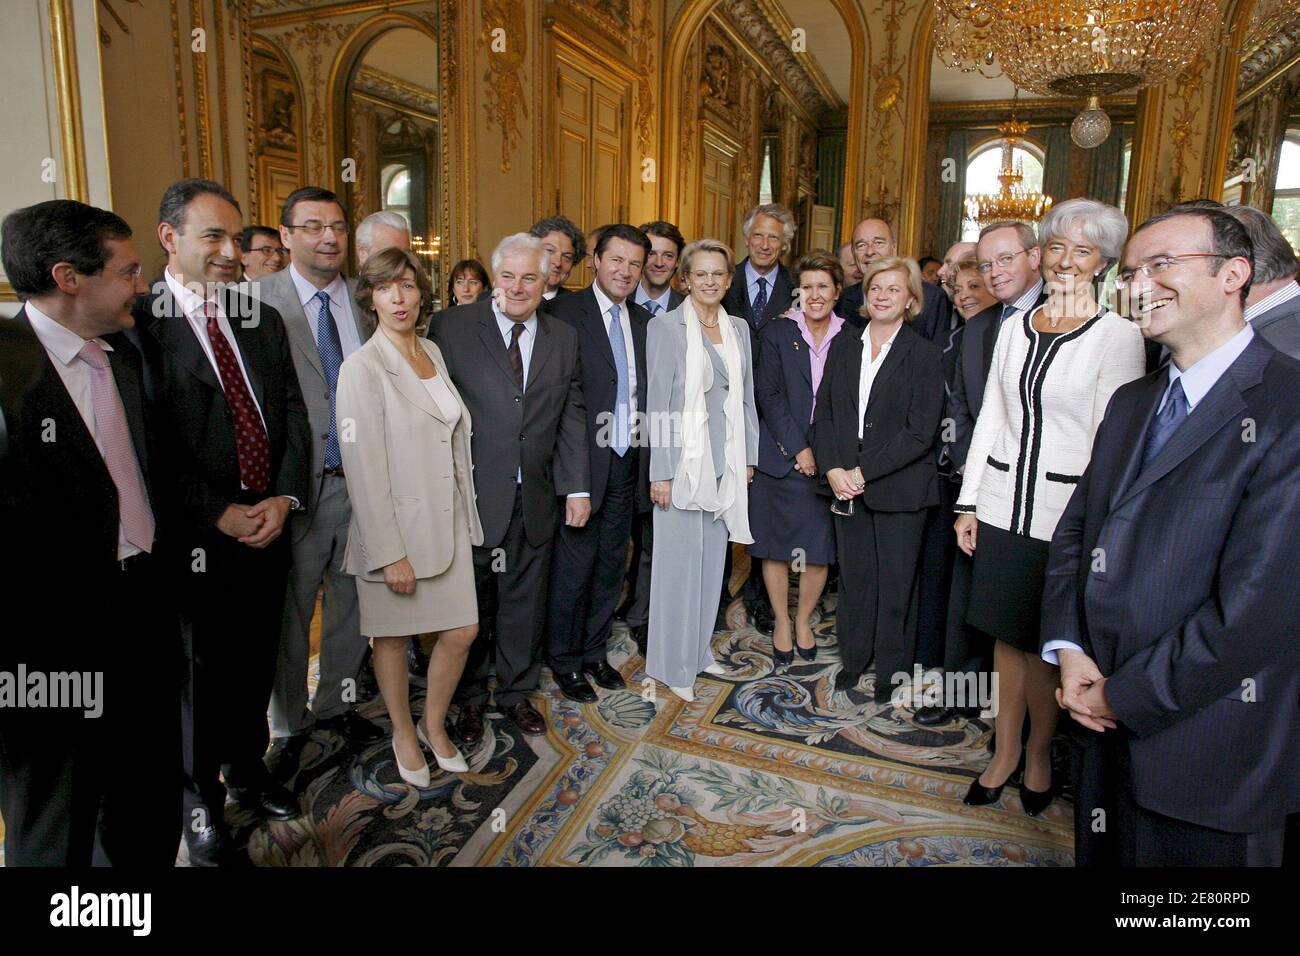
[793,311,845,422]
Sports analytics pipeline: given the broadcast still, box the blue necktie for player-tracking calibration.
[999,303,1016,324]
[752,276,768,327]
[608,305,631,456]
[314,290,344,469]
[1140,376,1188,471]
[645,300,661,317]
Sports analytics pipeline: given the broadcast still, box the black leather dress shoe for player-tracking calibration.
[407,637,430,685]
[555,671,598,703]
[629,623,647,657]
[229,782,300,821]
[508,700,547,736]
[751,604,775,636]
[833,669,861,693]
[455,704,485,748]
[185,823,233,867]
[1019,778,1057,817]
[264,733,310,784]
[913,706,957,726]
[316,709,385,744]
[582,660,625,690]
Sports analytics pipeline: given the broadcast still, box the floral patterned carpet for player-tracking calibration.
[221,592,1075,868]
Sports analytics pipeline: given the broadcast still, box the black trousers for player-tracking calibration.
[547,450,638,672]
[1074,735,1286,866]
[459,487,553,708]
[915,476,960,668]
[832,506,926,680]
[624,510,654,629]
[0,553,182,866]
[181,527,290,827]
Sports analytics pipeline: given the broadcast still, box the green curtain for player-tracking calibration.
[1042,125,1073,208]
[1086,124,1132,208]
[936,128,968,251]
[818,133,847,242]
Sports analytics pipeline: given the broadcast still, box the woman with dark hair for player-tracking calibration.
[447,258,490,306]
[749,250,847,667]
[813,256,945,703]
[339,247,483,787]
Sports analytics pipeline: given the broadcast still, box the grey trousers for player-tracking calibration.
[270,473,366,737]
[646,503,729,688]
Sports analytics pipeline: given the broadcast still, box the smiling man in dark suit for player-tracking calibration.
[545,224,652,701]
[835,218,953,342]
[1042,205,1300,866]
[1225,204,1300,359]
[427,233,588,744]
[0,200,180,866]
[130,179,311,865]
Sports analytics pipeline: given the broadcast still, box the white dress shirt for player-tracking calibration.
[999,279,1045,325]
[1041,323,1256,665]
[1243,281,1300,324]
[26,303,143,560]
[857,324,901,439]
[590,282,638,418]
[288,263,361,359]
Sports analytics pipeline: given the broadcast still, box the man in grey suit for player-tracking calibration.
[428,233,589,745]
[257,187,383,782]
[1224,205,1300,359]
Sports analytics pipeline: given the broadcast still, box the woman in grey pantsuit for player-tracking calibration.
[646,239,759,701]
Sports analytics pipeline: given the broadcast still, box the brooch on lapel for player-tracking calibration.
[792,339,800,351]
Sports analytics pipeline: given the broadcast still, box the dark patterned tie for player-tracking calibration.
[752,276,768,327]
[313,290,343,469]
[1140,376,1188,471]
[507,322,526,389]
[204,303,271,493]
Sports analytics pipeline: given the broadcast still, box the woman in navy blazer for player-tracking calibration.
[749,251,848,667]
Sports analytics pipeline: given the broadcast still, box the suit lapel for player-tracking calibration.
[105,336,149,480]
[378,334,445,423]
[225,287,266,410]
[864,324,913,415]
[146,285,222,393]
[345,276,375,342]
[527,312,557,389]
[275,272,326,382]
[477,304,523,386]
[1106,374,1165,510]
[792,323,813,388]
[581,288,616,371]
[764,267,791,325]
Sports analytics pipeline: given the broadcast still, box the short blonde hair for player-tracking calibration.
[859,256,924,322]
[678,238,734,282]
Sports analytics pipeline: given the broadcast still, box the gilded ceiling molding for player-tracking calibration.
[251,0,426,29]
[49,0,89,202]
[716,0,833,120]
[554,0,631,46]
[170,0,191,177]
[354,66,438,115]
[480,0,527,173]
[751,0,843,111]
[1237,20,1300,98]
[191,0,214,178]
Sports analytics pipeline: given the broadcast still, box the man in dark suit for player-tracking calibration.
[0,200,180,866]
[834,217,953,341]
[546,225,652,700]
[620,220,686,649]
[427,233,588,744]
[1225,205,1300,359]
[720,204,797,633]
[915,221,1045,725]
[530,215,585,304]
[1043,206,1300,866]
[130,179,311,865]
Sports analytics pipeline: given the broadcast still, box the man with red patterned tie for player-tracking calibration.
[130,180,310,865]
[0,200,181,866]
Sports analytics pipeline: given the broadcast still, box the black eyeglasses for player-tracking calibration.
[285,220,349,237]
[249,245,286,256]
[977,249,1028,274]
[1117,253,1225,285]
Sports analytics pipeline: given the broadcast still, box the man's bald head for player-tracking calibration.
[851,218,896,272]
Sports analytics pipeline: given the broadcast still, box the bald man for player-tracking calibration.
[834,218,953,340]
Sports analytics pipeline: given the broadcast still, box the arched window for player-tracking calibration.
[1272,132,1300,255]
[962,138,1046,241]
[381,162,412,231]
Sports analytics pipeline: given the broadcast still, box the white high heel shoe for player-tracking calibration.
[417,719,469,773]
[392,738,430,788]
[702,663,726,676]
[670,685,695,702]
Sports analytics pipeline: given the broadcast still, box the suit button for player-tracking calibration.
[321,432,329,440]
[514,396,521,403]
[315,470,322,478]
[323,392,329,399]
[519,434,525,440]
[865,422,873,429]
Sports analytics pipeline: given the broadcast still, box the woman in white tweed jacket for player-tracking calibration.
[954,199,1145,816]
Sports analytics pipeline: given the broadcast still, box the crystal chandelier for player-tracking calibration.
[965,116,1054,228]
[932,0,1002,79]
[933,1,1222,147]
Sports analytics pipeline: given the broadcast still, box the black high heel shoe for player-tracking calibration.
[1019,776,1057,817]
[772,639,794,669]
[963,766,1017,806]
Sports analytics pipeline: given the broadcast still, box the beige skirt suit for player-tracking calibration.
[336,332,484,637]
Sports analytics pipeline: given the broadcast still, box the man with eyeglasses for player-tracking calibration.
[529,215,585,303]
[1041,205,1300,866]
[833,218,953,341]
[240,225,287,281]
[257,187,384,792]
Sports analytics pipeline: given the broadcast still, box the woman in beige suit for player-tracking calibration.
[338,248,482,787]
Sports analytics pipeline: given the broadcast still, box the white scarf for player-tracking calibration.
[672,296,752,544]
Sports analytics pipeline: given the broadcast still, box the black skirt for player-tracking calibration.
[965,522,1050,652]
[747,468,836,566]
